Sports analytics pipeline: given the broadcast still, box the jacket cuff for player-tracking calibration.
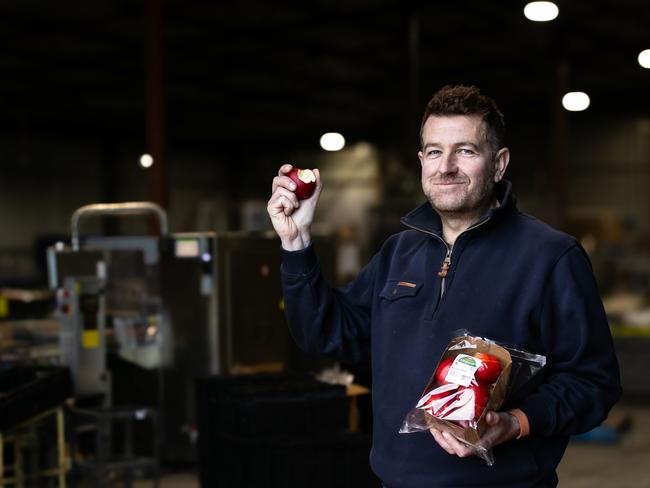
[507,409,530,438]
[516,394,552,436]
[281,244,319,276]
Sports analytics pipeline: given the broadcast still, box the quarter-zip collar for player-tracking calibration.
[400,180,516,239]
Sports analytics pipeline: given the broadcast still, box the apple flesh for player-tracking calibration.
[287,167,316,200]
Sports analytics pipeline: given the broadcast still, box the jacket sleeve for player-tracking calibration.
[518,244,622,437]
[281,243,377,363]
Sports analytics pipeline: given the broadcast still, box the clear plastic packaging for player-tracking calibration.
[399,330,546,465]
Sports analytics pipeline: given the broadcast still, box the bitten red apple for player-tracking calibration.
[434,357,454,385]
[287,167,317,200]
[473,352,502,384]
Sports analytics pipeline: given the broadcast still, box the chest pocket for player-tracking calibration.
[379,280,423,301]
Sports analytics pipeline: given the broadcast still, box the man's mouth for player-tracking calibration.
[434,181,466,186]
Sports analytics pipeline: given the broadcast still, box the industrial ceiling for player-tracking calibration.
[1,0,649,156]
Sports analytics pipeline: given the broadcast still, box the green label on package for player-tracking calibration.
[445,354,480,386]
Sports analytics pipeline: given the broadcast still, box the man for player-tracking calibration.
[267,85,621,487]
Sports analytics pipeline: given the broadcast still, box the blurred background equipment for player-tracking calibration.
[46,202,338,466]
[0,366,72,487]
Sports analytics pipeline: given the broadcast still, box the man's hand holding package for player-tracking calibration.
[430,411,521,458]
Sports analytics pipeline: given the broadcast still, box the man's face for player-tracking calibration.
[418,115,509,217]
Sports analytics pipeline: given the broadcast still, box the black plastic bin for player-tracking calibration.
[197,373,347,438]
[196,373,377,488]
[210,431,374,488]
[0,365,73,431]
[216,379,348,437]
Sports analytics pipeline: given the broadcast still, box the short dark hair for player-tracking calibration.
[420,85,506,151]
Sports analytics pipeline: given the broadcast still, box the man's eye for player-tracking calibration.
[458,148,475,155]
[427,150,441,157]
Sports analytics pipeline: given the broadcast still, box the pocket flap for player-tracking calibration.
[379,280,423,300]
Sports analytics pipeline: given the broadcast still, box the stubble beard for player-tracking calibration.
[425,168,497,221]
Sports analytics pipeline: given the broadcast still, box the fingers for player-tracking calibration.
[430,429,455,455]
[278,163,293,176]
[430,429,474,458]
[267,189,298,217]
[430,413,518,461]
[274,187,300,211]
[267,195,294,218]
[272,174,297,195]
[272,163,296,194]
[269,168,301,217]
[442,432,474,457]
[476,411,519,451]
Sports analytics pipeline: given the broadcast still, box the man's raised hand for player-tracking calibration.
[267,163,322,251]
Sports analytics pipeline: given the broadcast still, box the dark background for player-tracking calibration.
[0,0,649,285]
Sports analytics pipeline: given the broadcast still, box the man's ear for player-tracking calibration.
[418,151,424,167]
[493,147,510,182]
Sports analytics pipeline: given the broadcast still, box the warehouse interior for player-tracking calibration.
[0,0,649,486]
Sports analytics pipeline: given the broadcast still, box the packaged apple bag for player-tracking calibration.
[399,330,546,465]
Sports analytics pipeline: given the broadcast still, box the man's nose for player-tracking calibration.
[438,153,458,174]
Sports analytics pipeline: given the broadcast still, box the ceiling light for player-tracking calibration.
[562,92,590,112]
[319,132,345,151]
[524,2,559,22]
[638,49,650,69]
[139,153,154,168]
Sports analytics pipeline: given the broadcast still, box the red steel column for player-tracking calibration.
[145,0,167,209]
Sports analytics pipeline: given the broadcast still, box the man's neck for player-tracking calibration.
[439,199,498,246]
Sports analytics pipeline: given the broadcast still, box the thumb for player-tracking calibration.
[312,168,323,195]
[484,411,501,425]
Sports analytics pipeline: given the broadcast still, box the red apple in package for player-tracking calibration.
[474,352,502,384]
[417,353,497,426]
[417,383,459,417]
[434,357,454,385]
[459,383,489,420]
[413,336,513,443]
[400,333,546,465]
[287,167,317,200]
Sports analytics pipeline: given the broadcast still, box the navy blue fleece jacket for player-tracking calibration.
[280,181,621,488]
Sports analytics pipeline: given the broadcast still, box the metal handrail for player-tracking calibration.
[70,202,168,251]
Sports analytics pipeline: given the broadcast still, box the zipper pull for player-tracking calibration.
[438,252,451,278]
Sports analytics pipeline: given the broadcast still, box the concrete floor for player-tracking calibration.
[557,402,650,487]
[130,403,649,488]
